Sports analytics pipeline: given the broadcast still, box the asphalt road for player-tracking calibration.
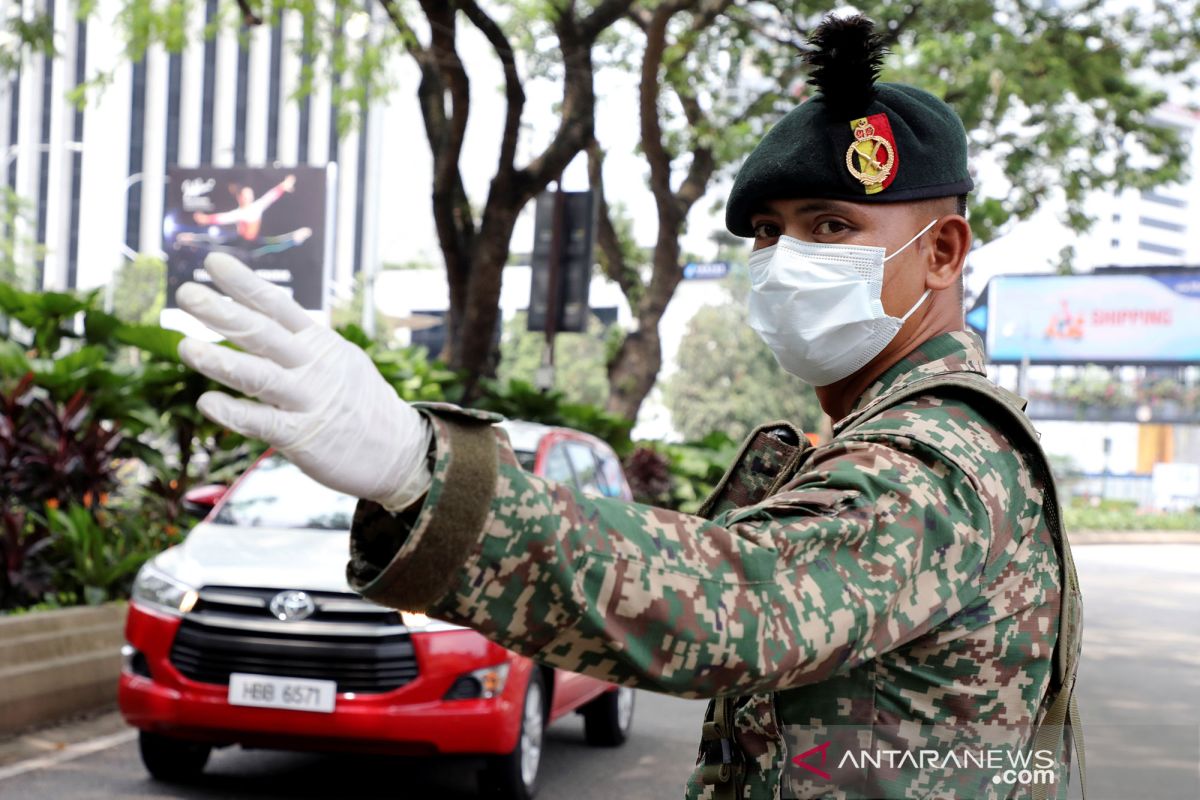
[0,690,706,799]
[1,543,1198,799]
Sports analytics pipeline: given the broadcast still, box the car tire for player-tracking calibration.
[479,669,546,800]
[582,686,635,747]
[138,730,211,783]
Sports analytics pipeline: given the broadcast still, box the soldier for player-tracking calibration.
[175,14,1083,800]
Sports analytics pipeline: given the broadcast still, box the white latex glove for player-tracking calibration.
[176,253,433,512]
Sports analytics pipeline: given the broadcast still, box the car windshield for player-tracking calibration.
[212,455,357,530]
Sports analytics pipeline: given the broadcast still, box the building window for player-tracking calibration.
[125,60,147,253]
[1137,240,1185,257]
[1138,216,1186,233]
[199,0,218,163]
[1110,238,1120,248]
[267,24,282,163]
[1142,190,1187,209]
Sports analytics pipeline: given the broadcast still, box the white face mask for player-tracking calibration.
[746,218,938,387]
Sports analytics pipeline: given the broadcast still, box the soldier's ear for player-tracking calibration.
[924,216,971,292]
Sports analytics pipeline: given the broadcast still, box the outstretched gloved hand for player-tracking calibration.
[176,253,433,512]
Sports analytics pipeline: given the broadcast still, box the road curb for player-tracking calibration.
[0,603,126,739]
[1068,530,1200,545]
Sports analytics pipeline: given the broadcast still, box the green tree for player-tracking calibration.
[111,255,166,326]
[663,271,822,442]
[6,0,635,397]
[592,1,1198,422]
[8,1,1198,420]
[497,312,611,407]
[0,188,43,289]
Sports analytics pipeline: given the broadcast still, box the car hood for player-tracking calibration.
[153,521,353,593]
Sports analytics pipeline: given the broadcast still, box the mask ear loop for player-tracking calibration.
[882,217,940,263]
[899,289,933,322]
[886,217,940,322]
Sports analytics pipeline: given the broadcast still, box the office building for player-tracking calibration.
[0,0,382,297]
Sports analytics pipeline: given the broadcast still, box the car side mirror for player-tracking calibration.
[182,484,229,518]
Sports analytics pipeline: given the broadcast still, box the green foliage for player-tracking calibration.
[497,312,612,408]
[663,270,823,442]
[625,430,749,514]
[0,280,263,609]
[840,0,1196,240]
[40,503,163,605]
[111,255,167,326]
[337,321,635,456]
[5,0,404,128]
[1063,497,1200,532]
[476,378,635,458]
[0,188,43,288]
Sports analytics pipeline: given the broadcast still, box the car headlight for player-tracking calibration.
[400,611,463,632]
[131,564,198,615]
[444,663,510,700]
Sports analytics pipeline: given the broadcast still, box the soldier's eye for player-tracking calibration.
[752,221,781,240]
[814,220,851,235]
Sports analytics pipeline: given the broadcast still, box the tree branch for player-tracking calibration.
[377,0,425,54]
[405,2,475,297]
[877,2,922,48]
[640,2,695,228]
[236,0,262,27]
[672,92,714,210]
[586,139,639,298]
[459,0,525,180]
[516,12,590,194]
[580,0,639,42]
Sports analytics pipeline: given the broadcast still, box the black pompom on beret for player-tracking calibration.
[725,15,973,237]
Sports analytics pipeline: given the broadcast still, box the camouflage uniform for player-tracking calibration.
[347,331,1076,799]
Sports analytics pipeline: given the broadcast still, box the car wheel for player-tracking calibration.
[582,685,635,747]
[138,730,211,783]
[480,669,546,800]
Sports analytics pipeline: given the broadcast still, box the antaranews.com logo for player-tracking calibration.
[789,738,1059,795]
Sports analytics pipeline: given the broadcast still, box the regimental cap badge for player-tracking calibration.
[846,114,898,193]
[804,15,900,194]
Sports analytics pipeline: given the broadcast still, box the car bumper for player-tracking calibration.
[119,602,529,756]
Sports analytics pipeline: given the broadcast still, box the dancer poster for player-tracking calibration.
[164,165,331,310]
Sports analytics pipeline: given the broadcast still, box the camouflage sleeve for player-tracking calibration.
[348,406,993,699]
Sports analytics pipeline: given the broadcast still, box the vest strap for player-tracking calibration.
[699,696,742,799]
[840,371,1086,799]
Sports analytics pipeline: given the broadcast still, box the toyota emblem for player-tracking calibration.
[269,590,316,622]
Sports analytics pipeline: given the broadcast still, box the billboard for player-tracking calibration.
[977,271,1200,364]
[163,165,332,311]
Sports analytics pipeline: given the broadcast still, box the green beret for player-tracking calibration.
[725,17,973,237]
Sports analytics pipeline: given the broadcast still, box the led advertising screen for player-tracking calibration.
[163,165,331,310]
[981,272,1200,364]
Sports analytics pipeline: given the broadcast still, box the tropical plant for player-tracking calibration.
[0,375,124,607]
[41,503,159,606]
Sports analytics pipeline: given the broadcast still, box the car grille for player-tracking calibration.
[168,587,419,694]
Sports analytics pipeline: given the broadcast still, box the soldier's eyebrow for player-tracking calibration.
[748,201,782,219]
[789,200,855,216]
[751,199,858,220]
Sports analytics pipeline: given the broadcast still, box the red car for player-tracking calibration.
[120,420,636,799]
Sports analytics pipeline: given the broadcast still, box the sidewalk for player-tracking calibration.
[0,705,129,771]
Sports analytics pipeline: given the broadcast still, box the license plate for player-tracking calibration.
[228,673,337,713]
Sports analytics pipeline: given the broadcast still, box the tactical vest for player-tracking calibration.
[694,372,1086,800]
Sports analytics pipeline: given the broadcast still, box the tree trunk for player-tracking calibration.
[605,238,682,419]
[606,327,663,421]
[447,207,520,395]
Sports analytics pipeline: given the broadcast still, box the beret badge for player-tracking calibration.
[845,113,898,194]
[723,14,974,236]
